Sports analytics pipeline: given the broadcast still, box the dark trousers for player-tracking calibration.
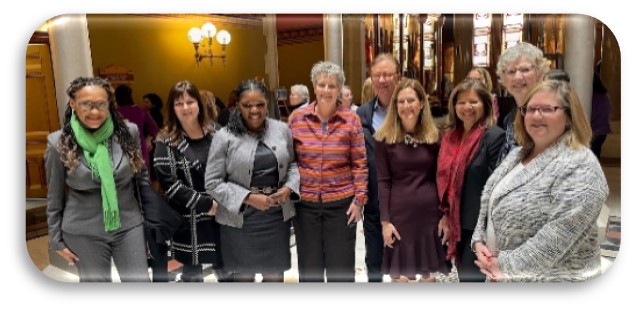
[363,203,383,282]
[591,134,607,159]
[181,264,203,282]
[148,242,169,282]
[294,197,356,282]
[456,229,486,282]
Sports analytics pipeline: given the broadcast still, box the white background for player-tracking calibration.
[5,1,630,308]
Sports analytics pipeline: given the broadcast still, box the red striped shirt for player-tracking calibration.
[289,103,368,206]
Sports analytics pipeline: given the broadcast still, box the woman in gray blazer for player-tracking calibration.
[205,80,300,282]
[45,77,150,282]
[472,80,609,282]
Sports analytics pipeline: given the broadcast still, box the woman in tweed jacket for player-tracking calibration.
[154,81,221,282]
[472,80,609,282]
[205,80,300,282]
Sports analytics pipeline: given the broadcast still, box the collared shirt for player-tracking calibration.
[372,98,388,131]
[288,103,368,206]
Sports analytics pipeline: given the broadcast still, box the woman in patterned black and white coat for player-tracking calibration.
[154,80,221,282]
[472,80,609,282]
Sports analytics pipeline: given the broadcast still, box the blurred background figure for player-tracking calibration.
[339,85,357,111]
[200,90,220,125]
[217,90,238,127]
[466,67,499,120]
[591,72,612,159]
[141,93,165,129]
[544,68,571,83]
[288,84,310,112]
[115,84,159,173]
[360,77,376,105]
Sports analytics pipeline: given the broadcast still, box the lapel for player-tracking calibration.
[78,138,123,172]
[175,133,208,172]
[489,139,566,205]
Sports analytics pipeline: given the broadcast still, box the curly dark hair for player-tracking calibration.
[57,77,144,173]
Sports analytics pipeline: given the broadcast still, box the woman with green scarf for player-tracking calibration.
[45,77,150,282]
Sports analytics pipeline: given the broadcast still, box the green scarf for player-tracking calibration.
[70,114,120,232]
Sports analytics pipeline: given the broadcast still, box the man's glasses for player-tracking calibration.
[77,100,109,111]
[371,72,397,81]
[520,105,568,116]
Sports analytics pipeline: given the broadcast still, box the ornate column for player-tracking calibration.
[48,14,93,125]
[323,14,343,67]
[564,14,595,120]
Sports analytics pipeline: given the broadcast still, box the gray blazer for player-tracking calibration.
[45,123,148,251]
[205,119,300,228]
[472,137,609,282]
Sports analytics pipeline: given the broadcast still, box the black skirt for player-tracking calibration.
[219,205,291,274]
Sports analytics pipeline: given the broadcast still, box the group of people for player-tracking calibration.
[45,41,610,283]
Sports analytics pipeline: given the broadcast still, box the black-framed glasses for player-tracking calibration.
[77,100,109,111]
[371,72,397,81]
[520,105,568,116]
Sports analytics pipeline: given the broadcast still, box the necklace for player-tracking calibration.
[404,133,423,148]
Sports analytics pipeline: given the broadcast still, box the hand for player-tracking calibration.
[245,193,275,211]
[208,200,218,217]
[270,187,292,205]
[438,215,450,245]
[346,201,363,226]
[382,222,401,248]
[473,241,499,279]
[56,248,79,266]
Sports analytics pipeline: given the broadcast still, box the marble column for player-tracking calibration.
[564,14,595,121]
[323,14,343,67]
[48,14,93,125]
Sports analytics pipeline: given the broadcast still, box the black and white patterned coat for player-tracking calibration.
[472,137,609,282]
[154,130,220,266]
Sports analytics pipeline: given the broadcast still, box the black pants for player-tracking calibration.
[591,134,607,159]
[363,203,383,282]
[456,229,486,282]
[294,197,356,282]
[148,242,169,282]
[181,264,203,282]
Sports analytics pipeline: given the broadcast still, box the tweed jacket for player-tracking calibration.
[205,118,300,228]
[45,123,147,252]
[472,137,609,282]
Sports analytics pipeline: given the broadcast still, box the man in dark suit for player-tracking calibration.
[356,54,400,282]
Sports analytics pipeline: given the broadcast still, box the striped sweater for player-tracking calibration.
[288,103,368,206]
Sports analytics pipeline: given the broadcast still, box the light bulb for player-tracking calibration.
[216,30,231,45]
[188,27,202,43]
[201,22,217,38]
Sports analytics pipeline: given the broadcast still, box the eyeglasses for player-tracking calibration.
[77,100,109,111]
[371,72,397,81]
[504,66,535,77]
[520,105,568,116]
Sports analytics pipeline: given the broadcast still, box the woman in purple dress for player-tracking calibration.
[374,78,450,282]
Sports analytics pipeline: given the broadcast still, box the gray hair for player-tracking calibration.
[496,42,550,80]
[290,84,309,101]
[310,61,345,88]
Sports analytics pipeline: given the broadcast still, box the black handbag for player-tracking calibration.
[136,182,185,244]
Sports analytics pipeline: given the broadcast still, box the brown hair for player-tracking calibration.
[374,78,438,144]
[444,79,497,131]
[160,80,209,145]
[514,80,592,149]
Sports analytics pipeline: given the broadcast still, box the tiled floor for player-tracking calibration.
[28,161,621,283]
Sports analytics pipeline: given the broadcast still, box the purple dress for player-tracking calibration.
[375,140,450,279]
[118,105,159,172]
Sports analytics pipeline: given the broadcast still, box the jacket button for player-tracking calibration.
[272,146,277,151]
[279,164,284,169]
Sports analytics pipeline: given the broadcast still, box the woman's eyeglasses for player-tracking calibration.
[77,100,109,111]
[520,105,568,116]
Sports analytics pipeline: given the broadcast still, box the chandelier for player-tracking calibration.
[187,22,231,66]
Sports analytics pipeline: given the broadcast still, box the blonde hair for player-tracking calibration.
[467,67,493,92]
[444,79,497,131]
[514,80,592,149]
[374,78,439,144]
[361,77,375,104]
[200,90,219,123]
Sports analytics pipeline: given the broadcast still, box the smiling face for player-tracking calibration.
[173,92,200,128]
[455,89,485,130]
[371,59,399,107]
[395,87,423,129]
[502,56,540,105]
[70,85,111,129]
[238,90,268,132]
[314,74,340,107]
[340,87,353,108]
[523,91,568,150]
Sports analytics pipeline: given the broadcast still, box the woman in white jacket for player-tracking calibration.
[472,80,609,282]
